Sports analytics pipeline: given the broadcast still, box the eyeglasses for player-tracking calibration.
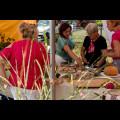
[87,32,95,36]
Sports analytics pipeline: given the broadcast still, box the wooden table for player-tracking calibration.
[55,75,120,100]
[1,70,120,100]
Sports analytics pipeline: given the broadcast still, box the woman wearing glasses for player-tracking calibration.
[81,23,107,68]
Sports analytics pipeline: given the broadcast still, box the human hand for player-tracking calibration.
[107,49,114,52]
[76,58,83,67]
[4,81,10,89]
[82,57,89,65]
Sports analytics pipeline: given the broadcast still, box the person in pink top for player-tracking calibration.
[102,20,120,73]
[0,22,50,100]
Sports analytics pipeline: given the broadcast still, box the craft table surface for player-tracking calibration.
[0,70,120,100]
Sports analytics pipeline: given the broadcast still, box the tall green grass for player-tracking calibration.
[0,22,119,100]
[0,22,51,100]
[0,40,51,100]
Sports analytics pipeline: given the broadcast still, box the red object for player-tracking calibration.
[88,35,100,53]
[0,40,50,90]
[88,40,95,53]
[105,83,114,89]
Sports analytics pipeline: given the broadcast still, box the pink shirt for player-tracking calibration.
[111,29,120,60]
[0,40,50,90]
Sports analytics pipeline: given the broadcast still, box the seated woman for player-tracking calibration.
[81,23,107,68]
[55,23,82,67]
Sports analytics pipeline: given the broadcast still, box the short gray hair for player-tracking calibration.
[85,23,98,33]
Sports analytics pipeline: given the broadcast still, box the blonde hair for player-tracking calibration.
[19,22,37,39]
[85,23,98,33]
[109,20,120,27]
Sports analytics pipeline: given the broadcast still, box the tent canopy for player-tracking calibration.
[0,20,37,43]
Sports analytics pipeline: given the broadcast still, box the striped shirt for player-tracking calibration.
[56,36,74,62]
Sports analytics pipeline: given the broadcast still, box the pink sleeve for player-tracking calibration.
[0,47,12,60]
[112,32,120,42]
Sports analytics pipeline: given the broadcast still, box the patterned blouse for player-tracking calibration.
[56,36,74,62]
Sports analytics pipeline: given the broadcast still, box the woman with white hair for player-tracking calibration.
[81,23,107,68]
